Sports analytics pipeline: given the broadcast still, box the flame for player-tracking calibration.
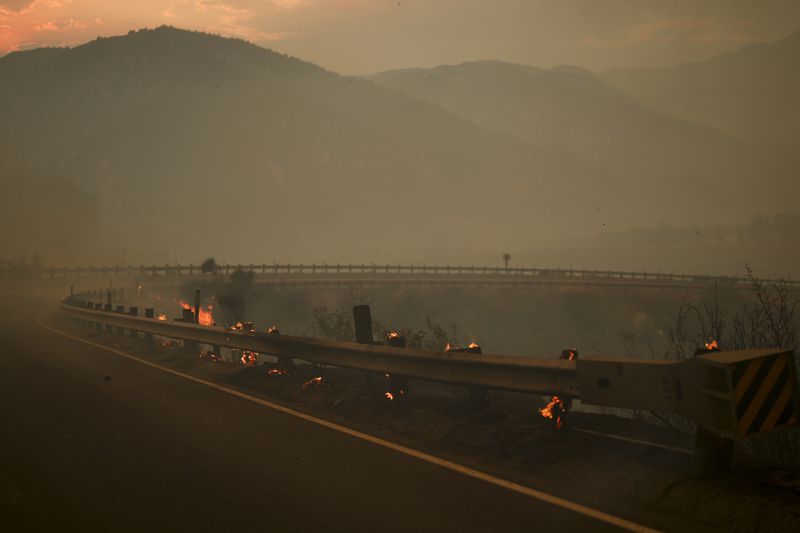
[267,368,287,376]
[385,392,394,401]
[539,396,566,429]
[267,325,280,334]
[387,331,399,339]
[157,313,167,321]
[302,376,324,389]
[705,340,719,350]
[229,322,244,332]
[444,343,453,352]
[240,350,259,366]
[468,342,480,349]
[179,300,214,326]
[568,351,576,361]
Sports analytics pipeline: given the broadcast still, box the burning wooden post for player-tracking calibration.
[447,342,489,408]
[266,326,293,374]
[385,332,409,401]
[539,349,579,431]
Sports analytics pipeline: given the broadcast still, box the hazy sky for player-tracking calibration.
[1,0,798,74]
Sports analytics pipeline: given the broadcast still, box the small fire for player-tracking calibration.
[568,351,576,361]
[229,322,244,332]
[201,350,222,363]
[179,300,214,326]
[385,392,394,401]
[539,395,566,429]
[387,331,400,339]
[267,325,280,334]
[705,340,719,351]
[240,350,259,366]
[468,342,480,349]
[302,376,325,389]
[157,314,168,321]
[444,343,453,352]
[267,368,287,376]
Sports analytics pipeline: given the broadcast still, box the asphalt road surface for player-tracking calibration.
[0,289,653,532]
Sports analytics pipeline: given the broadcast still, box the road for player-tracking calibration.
[0,288,653,532]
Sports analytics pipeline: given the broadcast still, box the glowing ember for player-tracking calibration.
[157,314,168,321]
[705,340,719,350]
[201,350,222,363]
[539,395,566,429]
[240,350,259,366]
[179,300,214,326]
[387,331,400,340]
[267,368,287,376]
[385,392,395,401]
[468,342,480,349]
[267,325,280,334]
[302,376,325,389]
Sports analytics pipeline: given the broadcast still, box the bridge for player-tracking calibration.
[20,263,799,291]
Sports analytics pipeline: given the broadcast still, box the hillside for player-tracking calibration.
[602,31,800,156]
[0,27,617,264]
[369,60,787,217]
[0,27,795,266]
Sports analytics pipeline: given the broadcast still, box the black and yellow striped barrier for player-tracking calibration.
[577,348,799,440]
[732,351,798,436]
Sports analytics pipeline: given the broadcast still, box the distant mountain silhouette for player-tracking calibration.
[370,60,792,216]
[602,31,800,156]
[0,27,795,265]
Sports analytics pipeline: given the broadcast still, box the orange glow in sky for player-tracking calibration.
[1,1,798,75]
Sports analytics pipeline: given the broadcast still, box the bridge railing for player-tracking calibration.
[25,263,798,288]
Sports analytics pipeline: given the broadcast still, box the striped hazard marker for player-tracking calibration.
[733,352,798,436]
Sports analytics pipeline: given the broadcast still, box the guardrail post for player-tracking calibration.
[93,303,103,332]
[386,333,409,400]
[144,308,154,343]
[354,305,382,394]
[193,290,201,324]
[180,308,199,354]
[115,305,125,335]
[103,303,112,333]
[128,307,138,338]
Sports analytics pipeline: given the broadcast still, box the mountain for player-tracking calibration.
[602,31,800,156]
[0,27,794,266]
[0,27,604,264]
[369,60,791,218]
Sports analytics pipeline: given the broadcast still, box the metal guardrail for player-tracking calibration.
[19,262,800,290]
[61,298,578,396]
[60,292,799,443]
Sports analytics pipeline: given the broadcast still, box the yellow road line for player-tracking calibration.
[37,318,660,533]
